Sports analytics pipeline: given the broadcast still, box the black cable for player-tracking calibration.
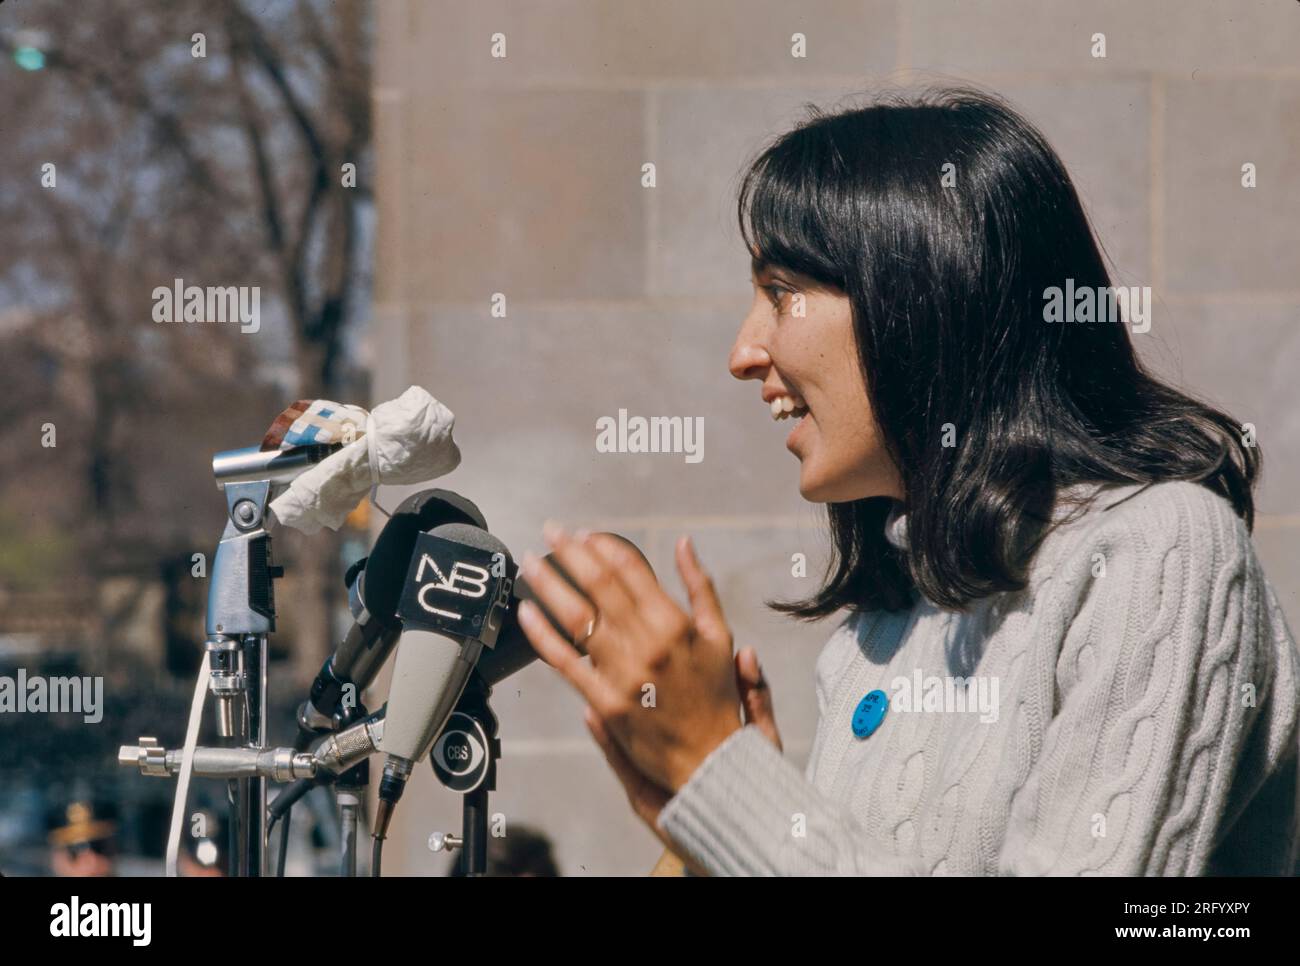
[371,835,383,878]
[268,777,318,822]
[276,808,292,877]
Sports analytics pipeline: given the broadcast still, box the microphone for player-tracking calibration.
[211,443,341,492]
[374,522,515,835]
[473,533,653,686]
[295,489,487,747]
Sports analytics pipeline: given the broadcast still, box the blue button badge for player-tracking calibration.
[851,690,888,738]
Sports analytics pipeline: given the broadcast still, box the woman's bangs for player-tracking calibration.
[738,138,849,289]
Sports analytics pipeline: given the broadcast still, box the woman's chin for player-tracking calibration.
[799,461,878,504]
[797,463,832,503]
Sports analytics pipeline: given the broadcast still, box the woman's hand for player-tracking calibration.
[597,646,783,876]
[515,522,784,876]
[516,524,746,796]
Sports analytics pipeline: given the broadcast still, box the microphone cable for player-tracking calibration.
[276,808,291,878]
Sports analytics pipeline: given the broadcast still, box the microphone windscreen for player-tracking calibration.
[361,491,487,629]
[429,521,510,560]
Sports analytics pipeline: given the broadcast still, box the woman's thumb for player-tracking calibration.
[735,647,781,751]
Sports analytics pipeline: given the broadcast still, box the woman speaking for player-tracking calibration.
[513,88,1299,876]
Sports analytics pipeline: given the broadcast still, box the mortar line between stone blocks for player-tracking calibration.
[434,66,1300,95]
[499,737,814,756]
[410,290,1300,314]
[569,514,821,531]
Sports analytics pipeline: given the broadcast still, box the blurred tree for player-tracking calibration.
[0,0,374,682]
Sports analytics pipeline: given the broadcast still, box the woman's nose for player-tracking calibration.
[729,316,770,381]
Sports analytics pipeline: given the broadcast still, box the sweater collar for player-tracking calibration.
[881,482,1115,553]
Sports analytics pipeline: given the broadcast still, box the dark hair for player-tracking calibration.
[740,87,1259,617]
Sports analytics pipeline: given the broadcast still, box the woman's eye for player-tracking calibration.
[765,285,791,312]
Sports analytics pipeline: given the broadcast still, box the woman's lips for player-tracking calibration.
[786,409,811,450]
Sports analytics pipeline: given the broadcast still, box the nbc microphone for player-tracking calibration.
[294,489,487,748]
[373,522,515,843]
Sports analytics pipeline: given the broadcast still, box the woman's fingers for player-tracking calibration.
[584,533,685,629]
[736,647,782,751]
[583,533,661,602]
[517,599,620,711]
[542,522,639,634]
[674,535,730,645]
[584,705,668,822]
[520,552,599,651]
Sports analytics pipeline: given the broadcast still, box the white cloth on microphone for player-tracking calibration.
[269,385,461,534]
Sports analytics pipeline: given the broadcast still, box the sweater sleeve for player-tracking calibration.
[656,723,928,875]
[997,482,1275,874]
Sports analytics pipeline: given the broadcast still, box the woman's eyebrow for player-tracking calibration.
[751,255,796,281]
[751,255,817,290]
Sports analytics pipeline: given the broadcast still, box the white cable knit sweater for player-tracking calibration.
[657,480,1300,875]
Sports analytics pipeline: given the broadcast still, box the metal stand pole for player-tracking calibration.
[430,675,500,877]
[244,633,268,876]
[335,755,369,877]
[120,443,345,876]
[206,479,282,877]
[461,784,489,876]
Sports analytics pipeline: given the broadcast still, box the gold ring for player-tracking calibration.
[575,613,599,648]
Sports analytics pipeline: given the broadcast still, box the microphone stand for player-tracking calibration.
[121,440,444,875]
[121,457,517,877]
[326,703,373,877]
[430,673,500,876]
[206,477,283,877]
[334,758,369,877]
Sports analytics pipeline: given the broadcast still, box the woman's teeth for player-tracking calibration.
[770,395,809,421]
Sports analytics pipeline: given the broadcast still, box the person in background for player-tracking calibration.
[447,824,560,876]
[47,799,117,877]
